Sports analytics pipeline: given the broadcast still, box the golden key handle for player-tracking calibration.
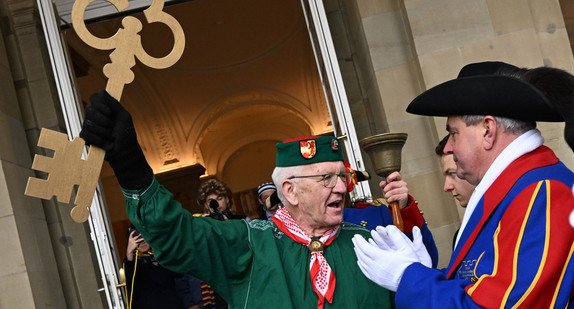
[137,0,186,69]
[71,0,185,99]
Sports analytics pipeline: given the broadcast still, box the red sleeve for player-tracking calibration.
[397,195,425,233]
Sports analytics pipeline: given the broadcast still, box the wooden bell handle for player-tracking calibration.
[390,201,404,232]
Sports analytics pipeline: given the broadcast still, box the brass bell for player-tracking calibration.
[359,133,407,179]
[359,132,408,232]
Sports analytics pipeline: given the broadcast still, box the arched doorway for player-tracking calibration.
[41,0,368,306]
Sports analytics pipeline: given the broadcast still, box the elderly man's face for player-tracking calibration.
[292,161,347,234]
[444,116,484,186]
[440,153,475,207]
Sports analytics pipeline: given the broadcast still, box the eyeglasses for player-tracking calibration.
[288,172,353,188]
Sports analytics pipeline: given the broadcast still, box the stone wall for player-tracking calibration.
[325,0,573,267]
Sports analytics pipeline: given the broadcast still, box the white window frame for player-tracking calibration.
[300,0,372,201]
[36,1,124,308]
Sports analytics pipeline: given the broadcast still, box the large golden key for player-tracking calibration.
[25,0,185,222]
[72,0,185,99]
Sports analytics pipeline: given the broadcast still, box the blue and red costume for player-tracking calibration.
[396,146,574,308]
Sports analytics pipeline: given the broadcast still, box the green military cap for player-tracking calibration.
[276,136,344,167]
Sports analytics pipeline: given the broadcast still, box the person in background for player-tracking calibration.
[435,134,476,209]
[174,274,205,309]
[256,182,280,220]
[353,61,574,308]
[522,65,574,230]
[197,178,244,221]
[195,178,236,308]
[124,225,185,309]
[434,134,476,248]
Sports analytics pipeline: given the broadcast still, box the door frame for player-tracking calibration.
[300,0,372,200]
[36,0,370,307]
[37,0,125,307]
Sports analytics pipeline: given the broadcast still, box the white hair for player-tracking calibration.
[461,115,536,135]
[271,165,305,205]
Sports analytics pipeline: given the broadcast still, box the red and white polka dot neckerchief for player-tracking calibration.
[272,208,339,309]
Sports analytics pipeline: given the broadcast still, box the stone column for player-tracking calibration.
[0,0,106,307]
[325,0,462,267]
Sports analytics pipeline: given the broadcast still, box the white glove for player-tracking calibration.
[411,226,432,268]
[352,225,420,291]
[370,226,432,268]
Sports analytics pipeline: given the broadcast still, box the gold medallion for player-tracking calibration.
[308,239,325,253]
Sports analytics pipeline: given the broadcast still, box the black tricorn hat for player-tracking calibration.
[406,61,564,122]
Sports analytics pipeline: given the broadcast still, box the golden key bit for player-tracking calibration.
[25,129,105,222]
[24,0,185,222]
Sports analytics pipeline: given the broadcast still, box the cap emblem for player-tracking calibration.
[331,138,339,151]
[300,140,316,159]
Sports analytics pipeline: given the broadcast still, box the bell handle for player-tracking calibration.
[390,201,404,233]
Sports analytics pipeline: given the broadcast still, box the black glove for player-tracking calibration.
[80,90,153,190]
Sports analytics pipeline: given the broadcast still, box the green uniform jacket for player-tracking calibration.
[124,178,395,309]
